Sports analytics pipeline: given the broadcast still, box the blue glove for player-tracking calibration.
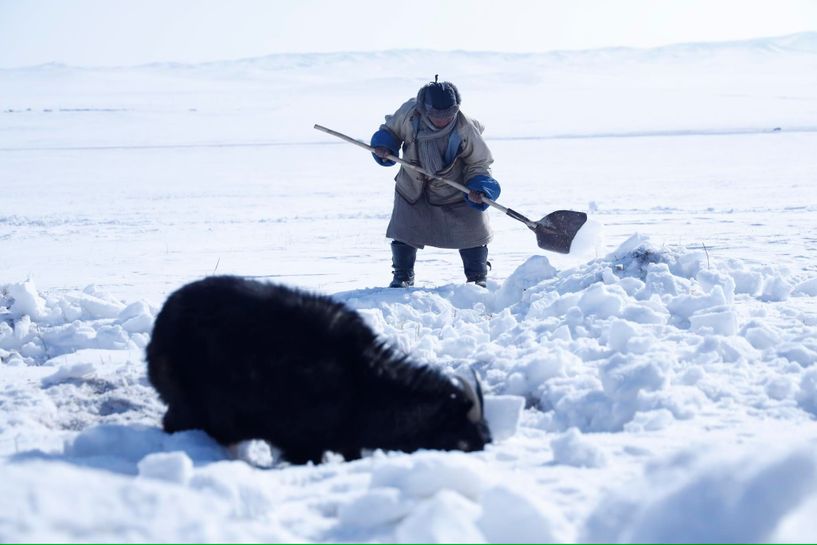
[370,129,400,166]
[464,175,501,211]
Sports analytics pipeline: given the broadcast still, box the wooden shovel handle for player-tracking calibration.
[313,124,513,216]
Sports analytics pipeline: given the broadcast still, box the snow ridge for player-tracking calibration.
[3,32,815,73]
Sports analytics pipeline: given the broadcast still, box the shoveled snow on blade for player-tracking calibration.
[565,217,605,258]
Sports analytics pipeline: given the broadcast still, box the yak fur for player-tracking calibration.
[146,275,491,464]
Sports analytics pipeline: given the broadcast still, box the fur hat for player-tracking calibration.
[418,78,461,120]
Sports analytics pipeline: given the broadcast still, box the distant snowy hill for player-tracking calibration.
[2,32,816,149]
[15,31,817,71]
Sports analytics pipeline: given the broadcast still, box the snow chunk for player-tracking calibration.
[796,368,817,416]
[478,485,571,543]
[793,277,817,296]
[670,250,706,279]
[483,395,524,441]
[600,354,667,402]
[582,446,817,543]
[0,320,14,350]
[765,377,797,401]
[116,301,155,333]
[67,424,168,465]
[689,308,738,336]
[41,362,96,387]
[503,349,574,400]
[696,269,736,304]
[489,308,517,339]
[578,284,623,320]
[549,389,616,433]
[644,263,682,296]
[667,285,729,321]
[66,425,225,476]
[623,409,676,432]
[761,275,793,302]
[394,490,483,544]
[72,291,126,320]
[609,233,653,258]
[370,453,486,500]
[621,302,666,325]
[495,255,557,309]
[6,279,50,321]
[741,322,781,350]
[730,269,764,296]
[550,428,607,468]
[338,487,414,528]
[606,319,638,352]
[778,344,817,367]
[138,451,194,485]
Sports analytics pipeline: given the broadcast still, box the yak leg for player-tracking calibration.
[226,443,244,460]
[282,447,326,465]
[162,404,199,433]
[339,447,363,462]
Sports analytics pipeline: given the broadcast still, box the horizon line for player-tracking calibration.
[2,30,815,71]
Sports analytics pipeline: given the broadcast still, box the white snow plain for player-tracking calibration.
[2,34,817,542]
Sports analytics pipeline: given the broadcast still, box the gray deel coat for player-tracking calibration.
[374,98,497,249]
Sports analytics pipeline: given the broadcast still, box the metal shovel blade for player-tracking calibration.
[533,210,588,254]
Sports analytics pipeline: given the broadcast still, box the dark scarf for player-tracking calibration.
[415,87,459,174]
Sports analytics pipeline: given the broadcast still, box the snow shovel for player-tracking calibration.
[314,124,588,254]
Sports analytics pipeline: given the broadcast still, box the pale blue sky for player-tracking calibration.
[1,0,815,67]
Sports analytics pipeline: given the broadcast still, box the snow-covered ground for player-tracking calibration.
[2,34,817,542]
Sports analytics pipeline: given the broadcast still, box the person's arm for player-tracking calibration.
[460,122,501,211]
[370,100,414,166]
[371,128,400,166]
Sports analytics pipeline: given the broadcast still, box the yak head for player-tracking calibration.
[451,370,492,452]
[415,369,492,454]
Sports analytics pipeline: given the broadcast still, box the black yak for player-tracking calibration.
[146,275,491,464]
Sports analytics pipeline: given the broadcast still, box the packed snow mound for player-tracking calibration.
[0,279,157,366]
[0,281,163,441]
[3,235,816,439]
[340,234,817,432]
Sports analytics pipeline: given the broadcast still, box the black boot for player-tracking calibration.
[389,240,416,288]
[460,245,489,287]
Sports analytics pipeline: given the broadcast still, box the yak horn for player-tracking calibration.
[454,369,484,423]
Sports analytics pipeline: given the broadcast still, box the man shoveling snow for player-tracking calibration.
[370,77,501,288]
